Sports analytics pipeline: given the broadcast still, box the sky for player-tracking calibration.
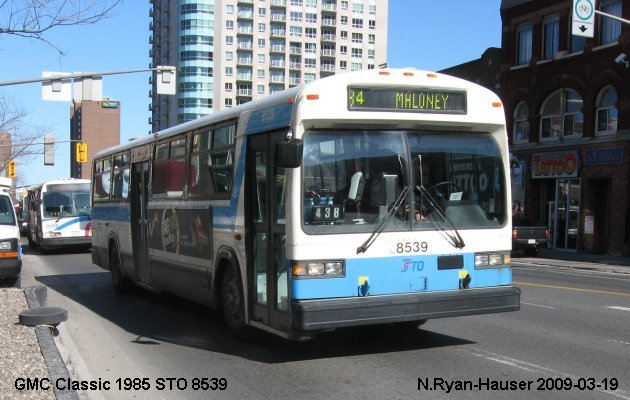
[0,0,502,187]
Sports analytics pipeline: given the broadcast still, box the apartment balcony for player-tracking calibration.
[270,0,287,7]
[237,0,254,4]
[149,35,153,44]
[271,14,286,22]
[237,58,253,66]
[237,88,253,97]
[237,27,254,35]
[289,61,301,69]
[289,46,302,55]
[322,19,336,27]
[321,64,335,72]
[321,34,336,42]
[149,7,154,17]
[271,29,286,37]
[237,42,253,50]
[289,77,301,86]
[270,44,286,53]
[270,60,286,68]
[321,49,336,57]
[270,76,285,84]
[236,74,253,82]
[322,3,337,12]
[237,11,254,19]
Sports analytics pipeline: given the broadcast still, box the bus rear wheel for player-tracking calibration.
[221,264,249,338]
[110,246,133,294]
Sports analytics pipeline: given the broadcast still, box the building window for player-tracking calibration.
[226,67,233,76]
[305,27,316,38]
[259,7,266,17]
[513,102,530,143]
[340,60,347,69]
[341,31,348,40]
[258,85,265,94]
[352,18,363,28]
[543,16,559,60]
[290,11,302,22]
[341,16,348,25]
[305,12,317,23]
[226,35,233,45]
[226,51,233,61]
[227,5,234,14]
[226,20,234,29]
[305,43,316,53]
[601,0,622,45]
[596,86,618,134]
[225,98,233,108]
[259,23,266,32]
[258,38,265,48]
[225,83,233,91]
[258,54,265,63]
[351,48,362,58]
[351,62,362,71]
[257,69,265,78]
[351,32,363,43]
[341,1,348,10]
[570,35,586,53]
[516,23,532,65]
[340,45,347,54]
[540,89,583,140]
[368,20,375,29]
[290,26,302,37]
[305,58,316,68]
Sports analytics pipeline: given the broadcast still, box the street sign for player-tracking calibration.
[572,0,596,38]
[41,72,72,101]
[156,66,177,95]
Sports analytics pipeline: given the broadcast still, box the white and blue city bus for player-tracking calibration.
[25,179,92,251]
[91,68,519,340]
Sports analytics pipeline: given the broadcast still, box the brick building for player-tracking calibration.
[501,0,630,255]
[69,99,121,180]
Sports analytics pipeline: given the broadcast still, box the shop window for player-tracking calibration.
[513,102,529,143]
[596,86,618,134]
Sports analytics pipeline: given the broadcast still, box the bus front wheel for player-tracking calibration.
[110,245,133,294]
[221,264,249,338]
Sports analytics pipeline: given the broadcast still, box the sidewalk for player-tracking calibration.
[513,248,630,274]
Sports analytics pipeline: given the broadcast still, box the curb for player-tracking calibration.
[24,285,79,400]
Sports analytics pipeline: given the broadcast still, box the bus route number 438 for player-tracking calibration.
[312,205,344,222]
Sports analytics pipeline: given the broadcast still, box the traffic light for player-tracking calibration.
[76,142,88,163]
[7,160,16,178]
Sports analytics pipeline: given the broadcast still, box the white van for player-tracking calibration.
[0,177,22,288]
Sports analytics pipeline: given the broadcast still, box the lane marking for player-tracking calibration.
[606,306,630,311]
[514,281,630,297]
[463,348,630,400]
[521,301,555,309]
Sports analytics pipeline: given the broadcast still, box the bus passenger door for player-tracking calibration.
[131,161,150,283]
[246,132,290,332]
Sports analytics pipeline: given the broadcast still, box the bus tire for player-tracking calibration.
[221,264,249,339]
[110,245,133,294]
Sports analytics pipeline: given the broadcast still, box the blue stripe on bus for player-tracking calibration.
[54,216,92,231]
[92,206,131,222]
[290,253,512,299]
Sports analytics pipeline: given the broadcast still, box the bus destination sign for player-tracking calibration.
[347,87,467,114]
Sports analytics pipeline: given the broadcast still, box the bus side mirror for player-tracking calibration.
[276,139,303,168]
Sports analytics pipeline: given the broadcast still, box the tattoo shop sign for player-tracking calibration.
[531,150,579,179]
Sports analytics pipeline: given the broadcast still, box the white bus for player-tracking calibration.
[92,68,519,340]
[25,179,92,251]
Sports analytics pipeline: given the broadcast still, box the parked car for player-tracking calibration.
[512,217,548,257]
[0,178,22,288]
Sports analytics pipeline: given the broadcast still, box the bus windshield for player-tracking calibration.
[302,130,506,234]
[43,186,91,219]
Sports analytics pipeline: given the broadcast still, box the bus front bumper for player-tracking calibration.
[290,286,520,331]
[39,236,92,249]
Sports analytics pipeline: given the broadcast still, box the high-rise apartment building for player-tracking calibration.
[149,0,388,131]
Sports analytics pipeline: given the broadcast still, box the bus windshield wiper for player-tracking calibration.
[357,155,408,254]
[416,155,465,249]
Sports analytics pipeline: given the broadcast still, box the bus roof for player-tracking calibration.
[95,68,504,159]
[27,178,91,192]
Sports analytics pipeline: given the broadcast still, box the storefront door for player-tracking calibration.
[550,178,580,251]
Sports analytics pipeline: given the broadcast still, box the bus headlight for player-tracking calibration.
[474,252,510,269]
[0,239,18,259]
[0,241,12,250]
[292,260,345,278]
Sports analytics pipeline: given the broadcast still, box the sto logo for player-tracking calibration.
[402,259,424,272]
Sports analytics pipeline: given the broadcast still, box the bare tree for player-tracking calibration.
[0,94,48,178]
[0,0,122,54]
